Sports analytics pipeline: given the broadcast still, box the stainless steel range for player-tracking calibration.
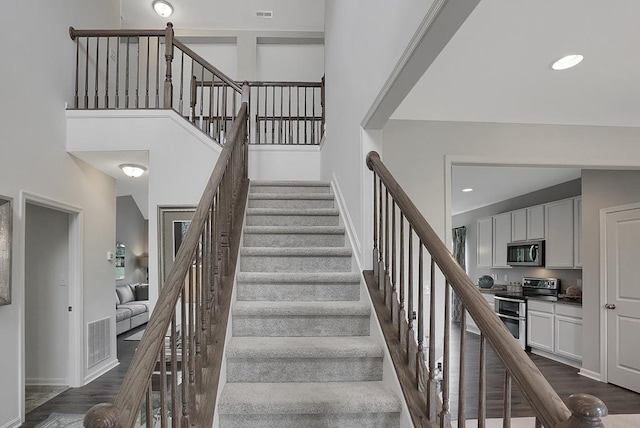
[522,277,560,301]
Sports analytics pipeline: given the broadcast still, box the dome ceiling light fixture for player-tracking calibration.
[152,0,173,18]
[120,164,147,178]
[551,54,584,71]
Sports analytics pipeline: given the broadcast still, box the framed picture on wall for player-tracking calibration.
[0,196,12,306]
[158,206,195,288]
[173,220,191,259]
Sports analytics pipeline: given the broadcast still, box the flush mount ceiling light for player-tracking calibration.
[551,54,584,71]
[462,188,474,193]
[152,0,173,18]
[120,164,147,178]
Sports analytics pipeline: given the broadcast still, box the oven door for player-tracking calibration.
[497,313,526,349]
[494,296,525,318]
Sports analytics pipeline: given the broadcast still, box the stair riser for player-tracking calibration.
[226,358,382,382]
[232,315,370,337]
[248,199,334,209]
[240,255,352,272]
[219,413,400,428]
[251,186,331,194]
[246,215,339,227]
[237,283,360,301]
[243,233,345,247]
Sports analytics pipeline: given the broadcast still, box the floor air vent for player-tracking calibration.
[87,318,111,368]
[255,10,273,18]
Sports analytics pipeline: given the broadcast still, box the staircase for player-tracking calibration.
[217,181,401,427]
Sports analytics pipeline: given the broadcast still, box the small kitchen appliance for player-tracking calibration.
[506,240,544,266]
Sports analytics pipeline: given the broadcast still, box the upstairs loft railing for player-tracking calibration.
[365,151,607,428]
[83,86,250,427]
[68,23,324,145]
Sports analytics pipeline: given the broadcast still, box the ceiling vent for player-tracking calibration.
[255,10,273,18]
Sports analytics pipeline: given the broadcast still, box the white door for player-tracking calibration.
[605,207,640,393]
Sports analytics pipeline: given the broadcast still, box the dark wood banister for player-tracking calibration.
[84,84,250,426]
[366,151,606,427]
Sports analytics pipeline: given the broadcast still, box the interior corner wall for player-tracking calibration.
[381,118,640,379]
[0,1,119,425]
[322,0,433,265]
[116,196,148,285]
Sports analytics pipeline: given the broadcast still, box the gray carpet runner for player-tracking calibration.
[218,181,401,427]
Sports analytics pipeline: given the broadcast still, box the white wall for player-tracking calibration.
[256,44,324,81]
[382,118,640,379]
[67,110,224,312]
[25,204,70,385]
[186,43,238,79]
[0,1,120,425]
[248,146,321,181]
[116,196,148,285]
[322,0,433,267]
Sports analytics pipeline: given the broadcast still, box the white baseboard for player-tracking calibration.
[579,368,603,382]
[0,416,21,428]
[83,359,119,385]
[331,173,362,268]
[25,378,67,386]
[529,348,581,369]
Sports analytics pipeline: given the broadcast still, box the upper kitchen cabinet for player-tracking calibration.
[511,205,544,242]
[574,197,582,268]
[493,212,511,268]
[477,217,493,268]
[545,199,575,268]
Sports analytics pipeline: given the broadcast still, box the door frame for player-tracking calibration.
[598,201,640,382]
[19,191,84,415]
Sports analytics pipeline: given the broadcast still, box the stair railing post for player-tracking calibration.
[163,22,174,109]
[83,403,120,427]
[557,394,608,428]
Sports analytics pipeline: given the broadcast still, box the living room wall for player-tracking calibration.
[1,1,120,426]
[116,196,148,286]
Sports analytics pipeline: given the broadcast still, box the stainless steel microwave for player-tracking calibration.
[506,240,544,266]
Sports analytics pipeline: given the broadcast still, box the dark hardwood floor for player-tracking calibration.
[21,325,144,427]
[20,323,640,425]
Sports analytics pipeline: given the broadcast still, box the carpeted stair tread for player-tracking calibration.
[244,225,345,234]
[251,180,331,187]
[218,382,401,415]
[226,336,382,359]
[233,300,370,316]
[240,247,352,257]
[249,192,335,200]
[246,207,339,216]
[236,272,361,283]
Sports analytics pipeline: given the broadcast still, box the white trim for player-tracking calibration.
[84,359,120,385]
[331,174,362,268]
[19,190,85,419]
[598,201,640,383]
[579,368,603,382]
[248,144,320,153]
[0,417,21,428]
[25,377,68,386]
[66,109,223,155]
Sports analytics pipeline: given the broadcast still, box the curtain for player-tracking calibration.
[451,226,466,323]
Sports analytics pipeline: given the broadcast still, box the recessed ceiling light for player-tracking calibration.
[462,188,473,193]
[152,0,173,18]
[551,54,584,71]
[120,164,147,178]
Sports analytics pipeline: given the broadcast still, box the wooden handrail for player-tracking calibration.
[69,27,166,39]
[84,84,249,426]
[366,151,606,427]
[172,39,241,92]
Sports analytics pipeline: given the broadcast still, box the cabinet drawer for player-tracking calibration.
[528,300,554,313]
[555,304,582,319]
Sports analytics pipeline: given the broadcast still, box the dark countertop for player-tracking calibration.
[476,286,582,306]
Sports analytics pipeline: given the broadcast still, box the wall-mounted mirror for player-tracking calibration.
[115,242,125,280]
[0,196,12,305]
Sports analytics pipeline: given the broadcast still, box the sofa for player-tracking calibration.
[116,283,150,335]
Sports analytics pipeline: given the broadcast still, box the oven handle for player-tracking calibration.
[494,296,525,304]
[497,313,525,322]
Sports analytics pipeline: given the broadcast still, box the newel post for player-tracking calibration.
[557,393,608,428]
[242,81,250,180]
[163,22,174,109]
[83,403,120,427]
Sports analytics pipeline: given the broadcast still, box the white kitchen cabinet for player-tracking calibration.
[512,205,544,242]
[574,197,582,268]
[492,213,511,268]
[545,199,575,268]
[466,293,495,335]
[477,217,493,268]
[527,205,545,240]
[528,300,582,367]
[527,300,554,353]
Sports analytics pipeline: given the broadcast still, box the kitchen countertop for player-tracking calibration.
[475,286,582,306]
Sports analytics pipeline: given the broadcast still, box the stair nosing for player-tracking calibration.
[249,193,335,200]
[244,226,345,235]
[236,272,361,283]
[226,337,383,359]
[240,247,352,256]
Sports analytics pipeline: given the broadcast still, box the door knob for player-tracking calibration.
[605,303,616,310]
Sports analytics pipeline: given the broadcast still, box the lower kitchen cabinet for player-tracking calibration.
[527,300,582,368]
